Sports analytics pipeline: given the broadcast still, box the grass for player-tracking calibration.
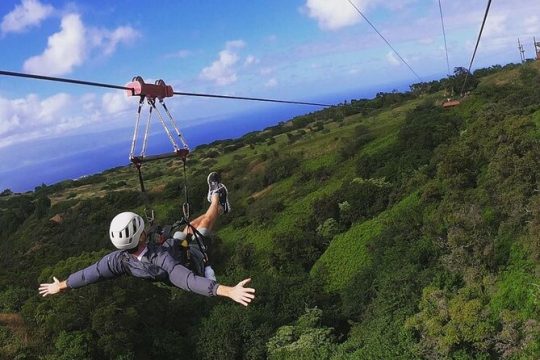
[311,192,420,293]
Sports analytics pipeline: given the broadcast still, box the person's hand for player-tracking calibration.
[228,278,256,306]
[38,277,63,297]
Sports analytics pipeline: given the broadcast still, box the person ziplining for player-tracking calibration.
[37,77,257,305]
[0,72,325,305]
[38,172,255,306]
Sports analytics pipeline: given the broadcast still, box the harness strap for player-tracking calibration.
[187,224,209,264]
[178,156,209,263]
[181,158,190,219]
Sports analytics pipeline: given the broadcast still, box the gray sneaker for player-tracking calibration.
[215,184,230,214]
[207,172,231,214]
[207,172,221,202]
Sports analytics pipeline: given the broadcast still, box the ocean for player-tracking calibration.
[0,83,409,193]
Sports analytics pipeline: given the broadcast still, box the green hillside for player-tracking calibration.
[0,62,539,359]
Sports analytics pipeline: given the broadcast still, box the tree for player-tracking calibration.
[48,330,94,360]
[0,189,13,197]
[34,195,51,218]
[267,307,337,360]
[448,66,478,95]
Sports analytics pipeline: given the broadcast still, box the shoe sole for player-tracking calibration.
[220,184,231,213]
[207,172,220,202]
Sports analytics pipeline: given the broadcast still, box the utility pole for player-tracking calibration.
[518,38,525,62]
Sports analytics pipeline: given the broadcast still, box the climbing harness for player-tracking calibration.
[125,76,209,267]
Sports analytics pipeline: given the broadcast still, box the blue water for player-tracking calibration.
[0,84,408,193]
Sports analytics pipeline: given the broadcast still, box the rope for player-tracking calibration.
[460,0,492,95]
[129,96,145,160]
[0,70,331,107]
[181,172,190,223]
[172,90,330,107]
[141,104,153,157]
[179,157,209,263]
[438,0,451,75]
[346,0,422,82]
[149,99,180,152]
[159,99,189,150]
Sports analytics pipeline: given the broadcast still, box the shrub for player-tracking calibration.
[263,154,302,186]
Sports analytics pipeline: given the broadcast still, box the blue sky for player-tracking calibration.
[1,0,539,191]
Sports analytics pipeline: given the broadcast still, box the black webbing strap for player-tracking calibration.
[135,162,146,193]
[181,157,190,219]
[177,156,209,263]
[131,159,154,225]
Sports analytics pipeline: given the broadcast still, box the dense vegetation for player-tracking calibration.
[0,62,539,359]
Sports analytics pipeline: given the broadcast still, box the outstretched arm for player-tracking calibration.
[38,251,125,297]
[39,277,69,297]
[216,278,256,306]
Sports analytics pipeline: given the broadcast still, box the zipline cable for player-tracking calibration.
[0,70,331,107]
[438,0,451,75]
[346,0,422,82]
[460,0,492,95]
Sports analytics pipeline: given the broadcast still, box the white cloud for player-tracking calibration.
[483,14,508,38]
[90,26,139,55]
[524,16,539,34]
[200,40,246,86]
[226,40,245,48]
[38,93,71,124]
[165,49,192,59]
[102,91,133,114]
[303,0,364,30]
[260,67,274,76]
[0,91,138,149]
[303,0,419,31]
[1,0,54,34]
[0,93,70,140]
[244,55,260,66]
[418,37,434,45]
[23,14,86,75]
[23,13,140,76]
[265,78,278,88]
[384,0,417,11]
[386,51,400,66]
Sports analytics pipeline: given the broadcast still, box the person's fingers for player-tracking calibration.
[244,288,255,294]
[243,293,255,300]
[53,277,59,283]
[239,278,251,287]
[241,296,252,304]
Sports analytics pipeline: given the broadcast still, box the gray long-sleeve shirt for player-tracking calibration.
[66,242,218,297]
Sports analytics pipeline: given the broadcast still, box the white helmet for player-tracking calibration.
[109,212,145,250]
